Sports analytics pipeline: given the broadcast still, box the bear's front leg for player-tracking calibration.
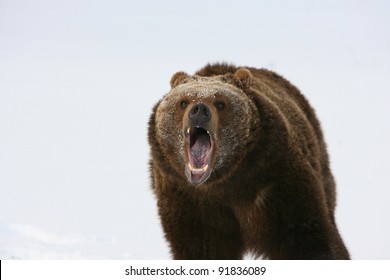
[258,180,350,260]
[156,183,243,260]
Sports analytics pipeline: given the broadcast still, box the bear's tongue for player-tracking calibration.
[189,128,211,168]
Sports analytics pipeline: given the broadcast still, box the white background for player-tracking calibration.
[0,0,389,259]
[2,260,390,280]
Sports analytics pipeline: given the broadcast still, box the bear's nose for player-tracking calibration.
[188,103,211,124]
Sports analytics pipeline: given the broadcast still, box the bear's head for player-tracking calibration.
[153,68,259,186]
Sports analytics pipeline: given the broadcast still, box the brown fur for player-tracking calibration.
[148,63,350,259]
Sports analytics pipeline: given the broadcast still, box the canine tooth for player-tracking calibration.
[202,164,208,172]
[187,127,190,134]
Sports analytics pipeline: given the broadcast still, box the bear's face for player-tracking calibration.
[155,69,258,186]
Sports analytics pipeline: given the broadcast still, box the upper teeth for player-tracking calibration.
[188,163,208,173]
[186,127,210,135]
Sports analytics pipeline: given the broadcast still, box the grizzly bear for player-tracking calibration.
[148,63,350,260]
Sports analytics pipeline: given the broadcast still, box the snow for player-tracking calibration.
[0,0,389,259]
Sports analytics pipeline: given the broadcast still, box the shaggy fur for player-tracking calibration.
[148,63,350,260]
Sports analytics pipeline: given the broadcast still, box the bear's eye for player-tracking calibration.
[179,100,189,109]
[214,101,225,111]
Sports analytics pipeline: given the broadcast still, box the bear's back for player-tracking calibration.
[197,64,336,216]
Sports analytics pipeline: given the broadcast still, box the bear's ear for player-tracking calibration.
[170,71,190,89]
[232,68,252,90]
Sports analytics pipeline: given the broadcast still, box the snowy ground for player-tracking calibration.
[0,0,389,259]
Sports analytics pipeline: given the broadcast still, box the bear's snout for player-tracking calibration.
[188,103,211,126]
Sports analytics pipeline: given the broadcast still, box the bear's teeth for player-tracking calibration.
[186,127,210,135]
[188,163,208,172]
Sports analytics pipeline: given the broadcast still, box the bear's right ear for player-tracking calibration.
[170,71,190,89]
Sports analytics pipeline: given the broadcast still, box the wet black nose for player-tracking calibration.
[188,103,211,124]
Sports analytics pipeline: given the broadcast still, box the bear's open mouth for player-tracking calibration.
[185,126,213,185]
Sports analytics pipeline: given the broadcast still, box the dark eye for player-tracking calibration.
[214,101,225,111]
[180,100,189,109]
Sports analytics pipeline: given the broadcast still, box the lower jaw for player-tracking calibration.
[185,165,212,186]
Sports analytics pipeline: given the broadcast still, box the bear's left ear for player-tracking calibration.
[170,71,190,89]
[232,68,252,90]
